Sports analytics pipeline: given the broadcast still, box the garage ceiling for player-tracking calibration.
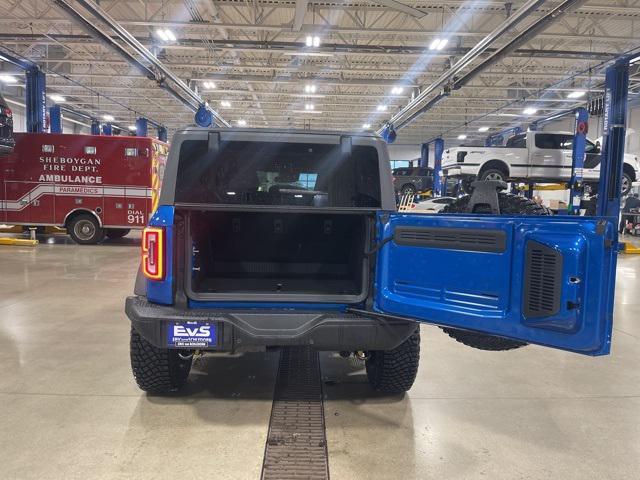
[0,0,639,143]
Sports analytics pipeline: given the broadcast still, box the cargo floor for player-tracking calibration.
[2,231,640,480]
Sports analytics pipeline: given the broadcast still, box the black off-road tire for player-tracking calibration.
[440,328,527,351]
[130,327,192,393]
[442,191,552,216]
[106,228,131,239]
[67,213,104,245]
[365,328,420,394]
[439,192,551,351]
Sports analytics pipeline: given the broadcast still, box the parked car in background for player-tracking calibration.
[393,165,461,196]
[442,131,640,195]
[392,166,432,196]
[0,92,15,155]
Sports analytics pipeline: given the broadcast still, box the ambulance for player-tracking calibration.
[0,132,168,244]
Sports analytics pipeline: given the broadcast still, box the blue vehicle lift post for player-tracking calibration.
[420,138,446,196]
[136,117,148,137]
[0,52,47,133]
[569,107,589,214]
[25,66,47,133]
[49,104,62,134]
[134,116,168,141]
[596,56,630,219]
[157,126,168,142]
[91,121,101,135]
[102,123,113,136]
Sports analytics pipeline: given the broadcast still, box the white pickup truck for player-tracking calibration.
[442,131,639,195]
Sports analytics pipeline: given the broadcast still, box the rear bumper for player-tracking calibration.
[125,296,417,352]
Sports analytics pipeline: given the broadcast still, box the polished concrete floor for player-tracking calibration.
[1,232,639,479]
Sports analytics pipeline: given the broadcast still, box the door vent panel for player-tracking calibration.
[523,241,562,318]
[394,227,506,253]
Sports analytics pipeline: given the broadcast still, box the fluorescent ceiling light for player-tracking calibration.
[523,107,538,115]
[362,123,371,129]
[306,35,320,48]
[237,119,246,126]
[203,81,216,89]
[0,74,18,83]
[128,125,137,131]
[457,134,467,140]
[220,100,231,108]
[305,103,315,110]
[304,84,317,94]
[376,105,387,112]
[156,28,176,42]
[567,90,586,99]
[283,52,334,57]
[48,94,66,102]
[478,126,489,132]
[429,38,448,51]
[391,87,404,95]
[103,114,115,122]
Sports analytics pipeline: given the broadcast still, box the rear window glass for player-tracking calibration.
[506,134,526,148]
[535,134,574,150]
[175,140,382,208]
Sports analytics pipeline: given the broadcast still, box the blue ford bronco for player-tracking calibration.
[126,128,618,394]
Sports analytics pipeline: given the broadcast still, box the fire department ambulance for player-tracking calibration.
[0,132,168,244]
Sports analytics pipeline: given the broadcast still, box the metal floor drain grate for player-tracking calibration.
[261,347,329,480]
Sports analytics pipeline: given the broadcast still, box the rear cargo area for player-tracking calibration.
[187,211,370,300]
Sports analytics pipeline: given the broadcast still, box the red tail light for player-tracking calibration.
[142,227,165,280]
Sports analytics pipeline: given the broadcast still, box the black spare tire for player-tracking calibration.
[438,191,551,351]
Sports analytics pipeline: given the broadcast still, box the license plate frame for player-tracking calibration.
[167,321,216,348]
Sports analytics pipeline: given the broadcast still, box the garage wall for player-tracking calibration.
[387,143,421,169]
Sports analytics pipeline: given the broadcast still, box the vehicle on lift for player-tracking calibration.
[125,127,620,395]
[0,132,168,243]
[442,131,639,195]
[0,92,15,155]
